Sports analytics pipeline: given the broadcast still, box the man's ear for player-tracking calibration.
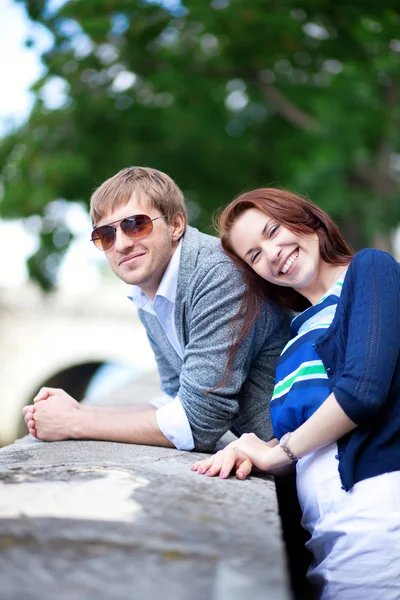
[171,212,186,242]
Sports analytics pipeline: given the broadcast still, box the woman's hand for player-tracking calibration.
[191,446,254,479]
[229,433,276,470]
[191,433,275,479]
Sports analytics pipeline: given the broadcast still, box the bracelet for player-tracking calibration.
[279,432,298,462]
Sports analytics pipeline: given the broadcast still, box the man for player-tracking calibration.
[23,167,289,452]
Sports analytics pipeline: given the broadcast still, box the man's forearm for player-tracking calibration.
[72,405,175,447]
[81,403,157,415]
[30,390,175,447]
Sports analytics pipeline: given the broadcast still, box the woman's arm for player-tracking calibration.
[240,392,356,472]
[192,392,356,478]
[331,250,400,424]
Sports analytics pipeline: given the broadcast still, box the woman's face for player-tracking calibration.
[229,208,322,295]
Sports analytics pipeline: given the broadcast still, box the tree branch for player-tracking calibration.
[182,62,322,134]
[352,82,398,195]
[256,78,321,133]
[378,82,398,177]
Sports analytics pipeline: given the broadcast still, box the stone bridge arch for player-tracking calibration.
[14,360,104,440]
[0,283,157,446]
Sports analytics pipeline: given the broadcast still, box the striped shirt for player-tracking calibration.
[271,273,346,440]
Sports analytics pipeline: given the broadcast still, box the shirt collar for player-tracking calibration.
[127,239,182,309]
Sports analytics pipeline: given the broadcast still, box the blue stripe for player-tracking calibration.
[271,381,332,439]
[271,378,332,408]
[277,328,326,366]
[291,295,339,335]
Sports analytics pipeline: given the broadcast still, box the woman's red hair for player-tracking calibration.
[218,188,353,373]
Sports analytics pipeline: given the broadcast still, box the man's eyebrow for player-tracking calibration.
[243,223,268,259]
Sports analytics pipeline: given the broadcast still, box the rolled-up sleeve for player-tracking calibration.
[155,396,195,450]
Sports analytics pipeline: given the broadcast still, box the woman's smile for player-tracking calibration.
[279,248,299,275]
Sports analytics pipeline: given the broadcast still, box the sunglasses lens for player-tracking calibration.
[91,226,115,251]
[121,215,153,239]
[91,215,157,251]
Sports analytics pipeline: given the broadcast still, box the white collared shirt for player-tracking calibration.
[127,240,195,450]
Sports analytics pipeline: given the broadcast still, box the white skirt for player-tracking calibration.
[296,442,400,600]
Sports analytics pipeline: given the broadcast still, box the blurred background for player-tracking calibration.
[0,0,399,445]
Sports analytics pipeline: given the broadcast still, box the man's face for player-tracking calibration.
[96,194,181,298]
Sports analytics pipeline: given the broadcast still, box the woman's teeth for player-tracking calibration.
[280,250,299,274]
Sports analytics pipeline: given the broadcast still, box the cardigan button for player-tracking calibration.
[326,367,332,373]
[335,454,340,460]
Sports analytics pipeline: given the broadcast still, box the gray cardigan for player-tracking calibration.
[138,226,290,452]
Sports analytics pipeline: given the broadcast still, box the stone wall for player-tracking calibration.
[0,437,292,600]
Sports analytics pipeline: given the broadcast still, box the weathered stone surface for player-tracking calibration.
[0,438,291,600]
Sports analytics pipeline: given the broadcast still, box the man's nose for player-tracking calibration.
[114,226,135,252]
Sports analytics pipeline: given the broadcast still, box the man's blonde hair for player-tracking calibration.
[90,166,187,226]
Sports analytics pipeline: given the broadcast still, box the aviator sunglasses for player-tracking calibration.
[91,214,167,251]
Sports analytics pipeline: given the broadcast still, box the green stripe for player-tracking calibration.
[319,281,343,303]
[272,364,327,398]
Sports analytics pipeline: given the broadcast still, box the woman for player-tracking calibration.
[192,188,400,599]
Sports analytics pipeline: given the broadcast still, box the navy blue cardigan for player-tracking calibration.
[315,249,400,491]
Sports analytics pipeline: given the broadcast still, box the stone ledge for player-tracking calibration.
[0,438,291,600]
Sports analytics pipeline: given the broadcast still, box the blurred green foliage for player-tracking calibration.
[1,0,399,288]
